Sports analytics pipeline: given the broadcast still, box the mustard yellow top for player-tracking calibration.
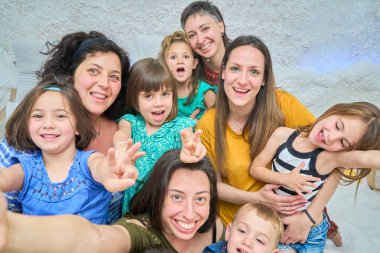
[197,89,315,224]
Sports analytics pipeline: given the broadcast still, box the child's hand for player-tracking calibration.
[285,162,321,196]
[114,139,133,162]
[103,142,145,192]
[180,129,207,163]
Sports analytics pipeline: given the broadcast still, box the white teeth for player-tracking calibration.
[42,134,57,138]
[233,88,249,93]
[91,92,107,99]
[177,220,195,230]
[200,43,211,51]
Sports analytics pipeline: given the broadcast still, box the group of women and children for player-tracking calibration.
[0,1,379,253]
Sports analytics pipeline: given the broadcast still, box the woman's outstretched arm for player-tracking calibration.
[0,193,131,253]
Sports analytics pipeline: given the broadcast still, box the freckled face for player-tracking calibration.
[309,115,367,151]
[73,52,122,117]
[161,169,210,241]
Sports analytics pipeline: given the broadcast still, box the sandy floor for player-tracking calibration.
[324,179,380,253]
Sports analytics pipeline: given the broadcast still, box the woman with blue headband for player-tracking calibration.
[0,31,130,223]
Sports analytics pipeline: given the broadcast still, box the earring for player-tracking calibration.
[221,32,224,37]
[261,83,265,87]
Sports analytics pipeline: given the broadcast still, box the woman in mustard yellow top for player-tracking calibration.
[197,35,340,247]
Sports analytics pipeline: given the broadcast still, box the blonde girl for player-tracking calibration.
[160,30,217,120]
[0,77,140,224]
[250,101,380,252]
[113,58,206,215]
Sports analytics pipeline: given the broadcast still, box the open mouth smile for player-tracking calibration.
[233,87,250,94]
[90,92,108,100]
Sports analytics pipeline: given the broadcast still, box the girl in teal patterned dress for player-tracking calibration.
[113,58,206,215]
[159,30,217,120]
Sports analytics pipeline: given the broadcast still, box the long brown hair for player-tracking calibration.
[215,35,284,174]
[298,102,380,183]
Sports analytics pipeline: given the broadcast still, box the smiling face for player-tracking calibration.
[222,45,265,113]
[226,209,279,253]
[184,13,224,60]
[73,52,122,118]
[308,115,367,151]
[165,41,198,86]
[161,169,211,241]
[28,91,77,155]
[137,87,173,135]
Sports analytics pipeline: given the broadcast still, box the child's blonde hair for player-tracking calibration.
[233,202,284,243]
[298,101,380,183]
[159,30,200,105]
[125,58,178,122]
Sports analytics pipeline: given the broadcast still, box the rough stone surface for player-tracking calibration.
[1,0,379,115]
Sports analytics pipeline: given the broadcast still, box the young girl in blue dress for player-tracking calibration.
[0,77,141,224]
[113,58,206,215]
[250,101,380,253]
[159,30,217,120]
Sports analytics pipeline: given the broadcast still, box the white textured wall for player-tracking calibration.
[0,0,379,116]
[0,2,380,252]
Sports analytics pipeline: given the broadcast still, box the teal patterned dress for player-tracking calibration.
[178,80,217,120]
[119,114,196,214]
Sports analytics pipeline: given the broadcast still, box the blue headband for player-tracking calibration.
[44,86,61,91]
[71,36,109,62]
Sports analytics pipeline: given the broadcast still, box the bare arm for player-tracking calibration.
[250,127,320,196]
[203,90,216,109]
[0,192,131,253]
[0,164,24,192]
[197,121,306,212]
[334,150,380,170]
[113,119,132,153]
[217,180,307,215]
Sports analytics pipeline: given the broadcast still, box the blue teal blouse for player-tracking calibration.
[119,114,196,214]
[15,149,111,224]
[178,80,217,120]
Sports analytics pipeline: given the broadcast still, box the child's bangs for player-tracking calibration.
[140,66,174,92]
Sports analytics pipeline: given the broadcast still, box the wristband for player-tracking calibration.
[115,141,129,149]
[303,209,316,225]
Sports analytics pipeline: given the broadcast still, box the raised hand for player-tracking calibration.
[180,129,207,163]
[102,142,145,192]
[284,162,321,196]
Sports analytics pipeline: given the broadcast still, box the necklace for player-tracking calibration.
[204,66,219,86]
